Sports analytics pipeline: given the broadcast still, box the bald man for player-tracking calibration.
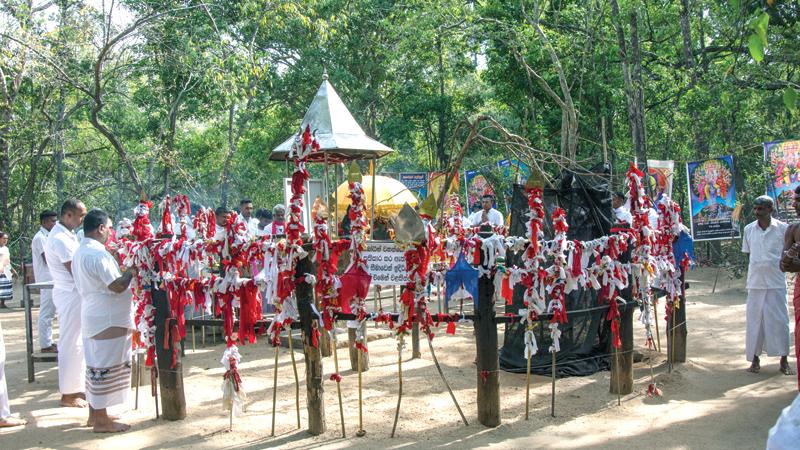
[742,195,792,375]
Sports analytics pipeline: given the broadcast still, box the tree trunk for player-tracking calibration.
[0,109,9,232]
[436,34,447,169]
[679,0,708,157]
[610,0,648,167]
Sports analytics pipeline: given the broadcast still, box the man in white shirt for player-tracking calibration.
[467,194,504,228]
[264,204,286,237]
[214,206,231,241]
[31,210,58,353]
[44,198,87,408]
[73,209,136,433]
[239,199,260,237]
[612,191,633,226]
[741,195,792,375]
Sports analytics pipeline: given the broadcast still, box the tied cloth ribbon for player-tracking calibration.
[330,373,343,383]
[524,329,538,359]
[548,322,562,353]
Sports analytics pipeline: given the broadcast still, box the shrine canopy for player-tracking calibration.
[332,175,418,219]
[270,74,393,162]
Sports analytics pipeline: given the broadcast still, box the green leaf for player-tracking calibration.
[747,34,764,62]
[751,12,770,46]
[785,88,798,111]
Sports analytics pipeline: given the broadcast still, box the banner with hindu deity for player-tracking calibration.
[764,139,800,219]
[464,169,495,211]
[647,159,674,201]
[685,155,740,241]
[428,170,459,202]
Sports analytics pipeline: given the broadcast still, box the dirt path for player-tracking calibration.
[0,267,796,449]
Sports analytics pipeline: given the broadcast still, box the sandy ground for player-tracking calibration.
[0,267,797,449]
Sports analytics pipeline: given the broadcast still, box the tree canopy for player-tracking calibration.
[1,0,797,262]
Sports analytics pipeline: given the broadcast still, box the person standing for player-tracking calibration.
[255,209,272,236]
[742,195,792,375]
[467,194,503,228]
[239,199,259,237]
[780,185,800,390]
[264,204,286,237]
[73,210,135,433]
[44,199,88,408]
[0,317,27,427]
[612,191,633,226]
[0,232,14,309]
[32,211,58,352]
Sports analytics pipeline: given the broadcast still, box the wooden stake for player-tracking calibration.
[135,351,141,410]
[356,341,366,437]
[331,330,346,438]
[391,336,404,438]
[525,334,532,420]
[287,328,301,429]
[201,309,206,348]
[153,367,160,419]
[270,345,279,436]
[615,345,621,406]
[550,352,556,418]
[654,297,661,352]
[427,336,468,426]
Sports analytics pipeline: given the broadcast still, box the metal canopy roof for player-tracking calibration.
[269,74,394,162]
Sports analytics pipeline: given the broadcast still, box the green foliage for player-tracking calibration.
[0,0,798,268]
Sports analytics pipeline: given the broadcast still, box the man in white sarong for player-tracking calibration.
[44,199,87,408]
[0,317,27,427]
[31,210,58,353]
[73,209,136,433]
[741,195,792,375]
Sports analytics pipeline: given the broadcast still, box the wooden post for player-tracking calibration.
[348,322,369,371]
[411,304,421,359]
[297,242,326,435]
[610,302,634,395]
[152,288,187,420]
[668,267,688,363]
[475,232,500,427]
[317,294,332,358]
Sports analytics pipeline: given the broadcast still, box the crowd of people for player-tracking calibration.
[0,196,289,431]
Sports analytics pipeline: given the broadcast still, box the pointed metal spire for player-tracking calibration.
[270,75,393,162]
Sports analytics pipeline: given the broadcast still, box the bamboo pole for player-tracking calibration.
[331,330,346,438]
[525,330,532,420]
[654,297,661,352]
[550,352,556,418]
[287,328,301,429]
[356,339,366,437]
[426,336,468,426]
[391,323,405,438]
[270,345,279,436]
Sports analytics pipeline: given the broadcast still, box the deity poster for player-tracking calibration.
[686,155,740,241]
[647,159,674,201]
[464,169,494,212]
[764,139,800,219]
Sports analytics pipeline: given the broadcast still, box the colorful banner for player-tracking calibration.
[647,159,674,201]
[398,172,428,200]
[686,155,740,241]
[429,171,459,202]
[464,169,494,212]
[497,159,531,184]
[765,139,800,218]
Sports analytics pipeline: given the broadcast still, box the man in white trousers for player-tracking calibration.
[0,318,27,427]
[74,210,135,432]
[45,199,87,407]
[741,195,793,375]
[31,210,58,353]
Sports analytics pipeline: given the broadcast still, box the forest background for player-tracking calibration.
[0,0,797,270]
